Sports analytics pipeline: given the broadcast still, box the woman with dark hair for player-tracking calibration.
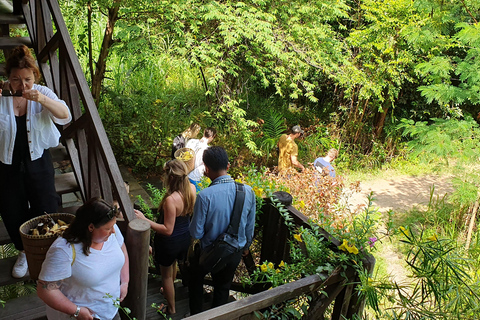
[135,159,196,315]
[0,45,71,278]
[37,198,129,320]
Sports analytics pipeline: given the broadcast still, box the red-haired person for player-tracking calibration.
[0,45,71,278]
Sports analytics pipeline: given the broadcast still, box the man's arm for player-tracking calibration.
[291,155,305,171]
[243,189,256,255]
[189,195,206,240]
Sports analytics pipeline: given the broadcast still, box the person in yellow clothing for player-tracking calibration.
[277,125,305,172]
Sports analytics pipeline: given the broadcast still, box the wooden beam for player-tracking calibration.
[184,274,328,320]
[0,13,25,24]
[36,31,60,63]
[0,36,31,49]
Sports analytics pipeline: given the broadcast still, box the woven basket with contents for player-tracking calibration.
[174,147,195,173]
[19,213,75,280]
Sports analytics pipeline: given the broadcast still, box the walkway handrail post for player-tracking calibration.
[123,219,150,320]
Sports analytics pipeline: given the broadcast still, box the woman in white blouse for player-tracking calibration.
[0,45,71,278]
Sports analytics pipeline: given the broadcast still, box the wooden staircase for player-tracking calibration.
[0,0,134,318]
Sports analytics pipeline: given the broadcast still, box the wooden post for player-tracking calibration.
[122,219,150,320]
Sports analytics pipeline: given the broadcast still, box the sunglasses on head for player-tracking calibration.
[93,205,118,224]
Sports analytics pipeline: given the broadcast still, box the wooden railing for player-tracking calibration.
[183,192,375,319]
[15,0,134,223]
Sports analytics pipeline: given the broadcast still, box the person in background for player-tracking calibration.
[171,123,201,159]
[37,198,129,320]
[313,148,339,177]
[188,146,256,315]
[0,45,72,278]
[277,125,305,173]
[185,127,216,191]
[134,159,196,315]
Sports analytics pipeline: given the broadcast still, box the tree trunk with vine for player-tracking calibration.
[91,0,121,107]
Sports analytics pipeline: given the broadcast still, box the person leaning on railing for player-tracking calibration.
[37,198,129,320]
[134,159,197,315]
[0,45,72,279]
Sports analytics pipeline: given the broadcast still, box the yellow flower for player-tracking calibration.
[293,234,303,242]
[235,178,242,183]
[427,234,438,241]
[276,269,281,273]
[198,183,203,187]
[279,260,285,268]
[253,186,263,198]
[268,262,274,269]
[347,244,359,255]
[338,239,348,252]
[299,200,305,208]
[399,226,409,236]
[260,264,268,272]
[338,239,359,255]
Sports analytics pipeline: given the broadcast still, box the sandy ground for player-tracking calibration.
[349,175,454,213]
[348,174,454,285]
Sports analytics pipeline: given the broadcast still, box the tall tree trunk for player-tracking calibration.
[374,107,389,138]
[91,0,121,106]
[87,1,93,83]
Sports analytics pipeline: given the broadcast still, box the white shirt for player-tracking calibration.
[39,224,125,320]
[0,84,72,165]
[186,138,209,181]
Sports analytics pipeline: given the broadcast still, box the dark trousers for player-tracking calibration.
[0,150,60,250]
[188,250,243,315]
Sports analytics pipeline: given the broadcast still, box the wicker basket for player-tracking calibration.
[174,147,196,173]
[19,213,75,280]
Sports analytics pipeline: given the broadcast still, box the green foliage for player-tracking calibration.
[258,109,287,165]
[135,183,166,220]
[105,293,137,320]
[387,228,480,319]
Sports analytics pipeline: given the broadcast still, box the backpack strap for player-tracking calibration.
[71,244,76,266]
[226,182,246,238]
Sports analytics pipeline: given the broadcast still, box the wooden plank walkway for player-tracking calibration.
[146,274,232,320]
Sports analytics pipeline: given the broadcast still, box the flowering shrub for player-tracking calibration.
[235,166,382,319]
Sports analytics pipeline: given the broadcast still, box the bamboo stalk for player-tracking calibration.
[465,197,479,250]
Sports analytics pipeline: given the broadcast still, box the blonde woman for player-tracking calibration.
[135,159,196,315]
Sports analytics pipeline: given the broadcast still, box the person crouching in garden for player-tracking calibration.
[37,198,129,320]
[134,159,196,315]
[313,148,339,178]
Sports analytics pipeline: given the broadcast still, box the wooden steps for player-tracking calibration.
[0,36,31,49]
[0,292,47,320]
[54,171,79,196]
[146,274,232,320]
[0,13,25,25]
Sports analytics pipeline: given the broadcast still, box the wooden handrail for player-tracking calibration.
[184,274,327,320]
[182,196,375,319]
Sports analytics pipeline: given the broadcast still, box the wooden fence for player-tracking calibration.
[152,191,375,320]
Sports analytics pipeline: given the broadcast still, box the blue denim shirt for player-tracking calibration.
[189,175,256,250]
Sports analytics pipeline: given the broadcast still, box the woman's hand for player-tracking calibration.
[0,80,12,97]
[119,282,129,302]
[134,209,147,220]
[77,306,95,320]
[23,89,46,104]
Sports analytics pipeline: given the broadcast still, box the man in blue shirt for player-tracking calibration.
[188,146,256,315]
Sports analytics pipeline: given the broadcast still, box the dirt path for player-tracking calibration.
[348,174,454,284]
[349,174,454,212]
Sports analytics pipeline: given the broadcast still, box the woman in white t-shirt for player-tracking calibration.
[37,198,129,320]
